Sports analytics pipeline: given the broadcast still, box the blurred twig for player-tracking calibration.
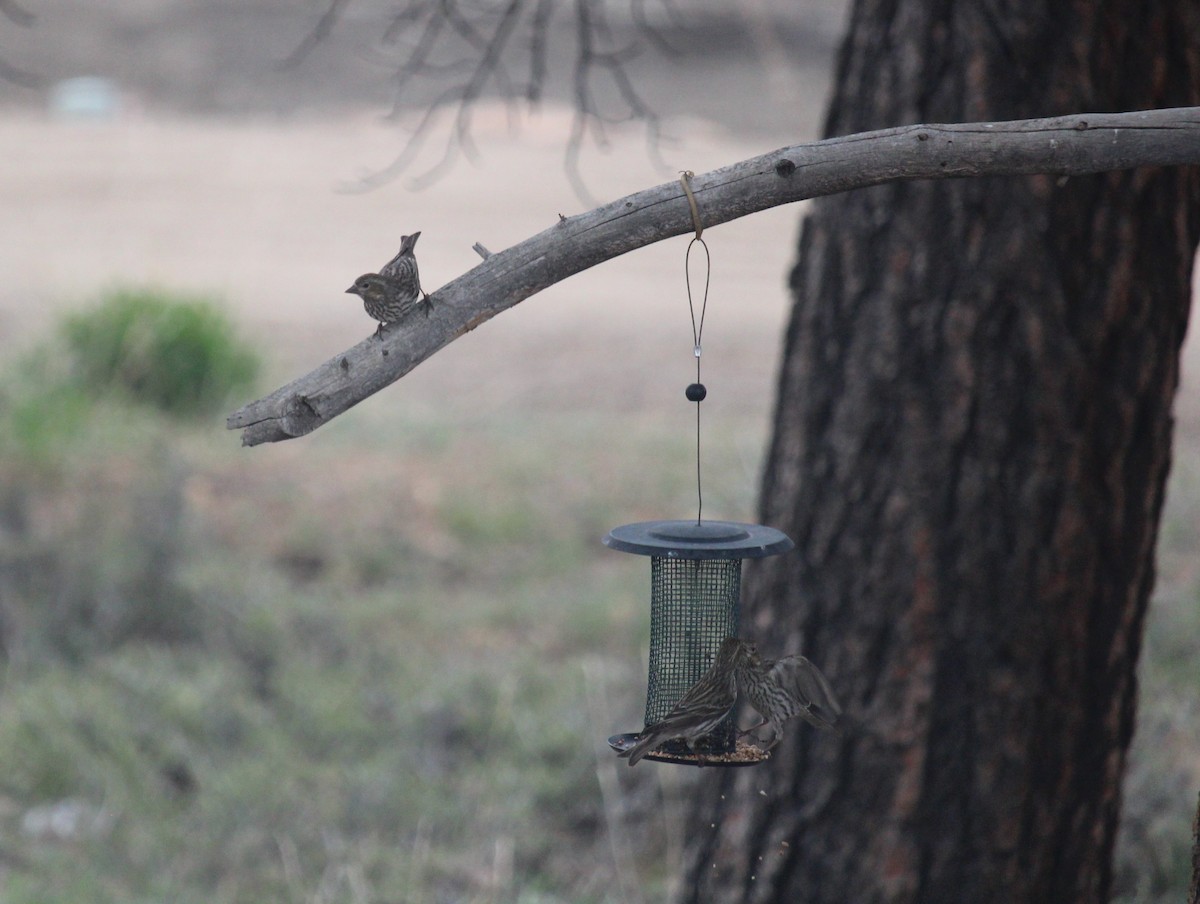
[0,57,39,87]
[631,0,683,56]
[0,0,34,27]
[285,0,673,202]
[582,658,647,904]
[278,0,351,68]
[0,0,40,88]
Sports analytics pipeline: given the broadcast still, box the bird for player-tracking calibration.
[346,231,431,338]
[619,636,750,766]
[736,642,842,751]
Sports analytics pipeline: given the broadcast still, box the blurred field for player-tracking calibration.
[0,81,820,904]
[0,3,1198,901]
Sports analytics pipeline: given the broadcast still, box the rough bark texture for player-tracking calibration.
[1191,791,1200,904]
[682,2,1200,903]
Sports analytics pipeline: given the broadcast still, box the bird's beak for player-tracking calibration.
[345,285,357,294]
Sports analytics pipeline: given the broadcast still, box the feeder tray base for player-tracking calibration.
[607,733,770,767]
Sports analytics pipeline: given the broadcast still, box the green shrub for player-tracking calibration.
[0,380,92,461]
[61,288,259,418]
[0,444,203,666]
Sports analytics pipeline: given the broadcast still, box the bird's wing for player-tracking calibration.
[769,655,843,730]
[619,701,736,765]
[619,650,740,765]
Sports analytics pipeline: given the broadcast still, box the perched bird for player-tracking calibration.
[736,642,842,750]
[346,231,431,337]
[620,636,750,766]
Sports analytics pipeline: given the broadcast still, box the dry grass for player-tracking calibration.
[0,308,1196,901]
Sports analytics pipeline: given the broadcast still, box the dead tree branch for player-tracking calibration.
[228,107,1200,447]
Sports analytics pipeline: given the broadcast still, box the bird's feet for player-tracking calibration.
[422,292,434,317]
[374,322,387,339]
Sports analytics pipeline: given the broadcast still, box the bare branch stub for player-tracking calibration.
[227,108,1200,447]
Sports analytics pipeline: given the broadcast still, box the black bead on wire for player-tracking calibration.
[680,171,710,525]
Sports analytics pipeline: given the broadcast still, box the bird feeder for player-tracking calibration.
[604,518,793,766]
[600,174,794,765]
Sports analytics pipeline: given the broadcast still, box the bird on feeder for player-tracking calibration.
[619,636,752,766]
[736,643,842,750]
[604,520,794,766]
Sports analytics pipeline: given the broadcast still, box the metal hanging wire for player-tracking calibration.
[680,171,710,524]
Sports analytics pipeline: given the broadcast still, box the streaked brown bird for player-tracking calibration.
[619,636,750,766]
[736,642,842,750]
[346,231,431,338]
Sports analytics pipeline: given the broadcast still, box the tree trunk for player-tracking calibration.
[682,2,1200,903]
[1190,791,1200,904]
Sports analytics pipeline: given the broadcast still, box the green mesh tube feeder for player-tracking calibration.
[604,519,793,766]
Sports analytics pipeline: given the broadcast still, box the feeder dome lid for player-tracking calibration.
[603,519,793,559]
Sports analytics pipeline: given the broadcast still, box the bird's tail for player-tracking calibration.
[618,728,664,766]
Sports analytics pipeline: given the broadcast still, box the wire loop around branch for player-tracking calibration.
[679,170,704,240]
